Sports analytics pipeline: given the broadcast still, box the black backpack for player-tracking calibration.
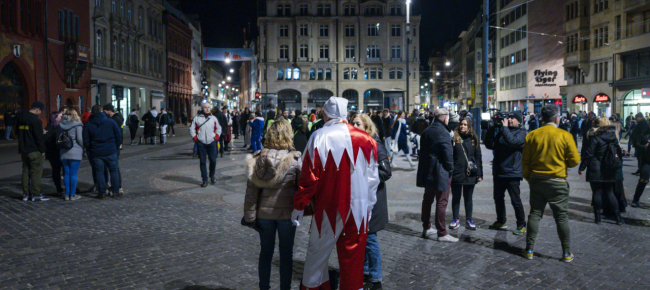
[56,126,80,150]
[601,142,622,174]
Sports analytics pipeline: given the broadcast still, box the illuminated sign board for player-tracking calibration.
[573,95,586,103]
[643,88,650,99]
[594,94,610,102]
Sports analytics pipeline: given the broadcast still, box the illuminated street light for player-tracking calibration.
[226,86,230,89]
[445,61,451,66]
[222,81,226,84]
[421,86,424,89]
[227,76,232,81]
[230,69,234,73]
[225,58,231,64]
[425,83,428,86]
[430,78,434,82]
[218,84,222,87]
[436,72,440,76]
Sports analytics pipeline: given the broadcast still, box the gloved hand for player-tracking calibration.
[291,209,304,227]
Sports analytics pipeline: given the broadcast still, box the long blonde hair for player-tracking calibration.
[354,113,378,137]
[263,118,295,150]
[63,108,81,123]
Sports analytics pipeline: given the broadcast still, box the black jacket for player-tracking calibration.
[581,117,594,139]
[214,111,228,137]
[411,118,429,136]
[291,115,304,133]
[43,125,61,160]
[83,113,122,157]
[579,126,623,182]
[451,133,483,185]
[293,129,308,153]
[128,113,139,127]
[369,134,391,233]
[111,112,124,136]
[4,111,17,126]
[371,115,385,140]
[632,119,649,149]
[382,116,393,139]
[416,119,454,191]
[16,111,45,154]
[142,111,158,137]
[485,126,526,179]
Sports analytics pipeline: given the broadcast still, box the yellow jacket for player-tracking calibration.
[522,124,581,180]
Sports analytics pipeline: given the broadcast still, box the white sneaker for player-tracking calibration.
[70,195,81,201]
[438,234,459,243]
[422,228,437,239]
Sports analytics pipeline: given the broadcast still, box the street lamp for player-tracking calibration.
[445,61,451,67]
[222,81,226,84]
[436,71,440,76]
[225,58,231,64]
[430,78,434,82]
[227,76,232,81]
[230,69,234,73]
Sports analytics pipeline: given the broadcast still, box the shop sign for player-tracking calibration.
[533,70,558,87]
[643,88,650,99]
[594,94,610,102]
[573,95,586,103]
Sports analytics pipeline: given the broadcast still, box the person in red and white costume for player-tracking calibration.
[292,97,380,290]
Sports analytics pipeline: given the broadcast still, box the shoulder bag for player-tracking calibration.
[460,141,479,177]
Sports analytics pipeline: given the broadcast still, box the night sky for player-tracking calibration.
[178,0,481,67]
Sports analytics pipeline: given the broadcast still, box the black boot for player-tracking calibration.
[201,181,208,188]
[594,209,601,224]
[615,214,624,225]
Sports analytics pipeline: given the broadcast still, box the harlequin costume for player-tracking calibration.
[292,97,380,290]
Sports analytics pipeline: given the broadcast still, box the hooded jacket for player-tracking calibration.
[244,149,302,222]
[579,125,623,182]
[142,110,158,136]
[16,111,45,154]
[58,117,84,161]
[83,113,122,157]
[485,125,526,179]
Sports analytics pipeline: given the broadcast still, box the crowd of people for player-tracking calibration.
[233,99,650,290]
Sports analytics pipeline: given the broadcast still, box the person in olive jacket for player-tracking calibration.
[578,117,624,225]
[351,113,391,289]
[449,117,483,231]
[416,108,458,242]
[484,110,528,235]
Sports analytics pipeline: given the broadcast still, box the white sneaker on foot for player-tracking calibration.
[422,228,437,239]
[437,234,459,243]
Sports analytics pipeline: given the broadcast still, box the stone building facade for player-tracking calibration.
[258,0,421,113]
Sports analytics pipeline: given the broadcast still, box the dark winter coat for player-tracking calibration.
[369,134,392,234]
[43,125,61,160]
[382,116,393,139]
[111,112,124,137]
[142,111,158,137]
[411,118,429,136]
[293,129,308,153]
[528,116,539,131]
[392,119,410,153]
[16,111,45,154]
[570,117,580,134]
[451,133,483,185]
[485,126,526,179]
[371,115,385,140]
[417,119,454,191]
[83,112,122,157]
[632,119,649,149]
[291,115,304,133]
[579,126,623,182]
[581,117,594,139]
[128,113,139,128]
[214,111,228,137]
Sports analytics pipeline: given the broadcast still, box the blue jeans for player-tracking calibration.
[193,142,198,155]
[385,137,393,158]
[4,125,11,139]
[257,219,296,290]
[251,138,262,152]
[62,159,81,197]
[196,141,217,182]
[364,233,382,282]
[89,153,119,195]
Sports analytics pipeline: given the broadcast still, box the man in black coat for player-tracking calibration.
[17,102,48,201]
[291,110,304,133]
[580,111,595,140]
[214,106,228,157]
[485,110,527,234]
[416,108,457,242]
[370,110,385,140]
[631,113,649,175]
[141,107,159,144]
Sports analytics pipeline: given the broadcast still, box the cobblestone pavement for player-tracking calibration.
[1,130,650,290]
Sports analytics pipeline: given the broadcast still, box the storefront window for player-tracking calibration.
[111,86,130,124]
[622,90,647,119]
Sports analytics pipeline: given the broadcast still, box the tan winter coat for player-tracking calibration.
[244,148,302,222]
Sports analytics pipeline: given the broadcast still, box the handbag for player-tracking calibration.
[460,142,479,177]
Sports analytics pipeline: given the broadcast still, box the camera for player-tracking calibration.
[481,109,510,131]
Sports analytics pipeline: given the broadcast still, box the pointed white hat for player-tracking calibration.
[323,97,348,119]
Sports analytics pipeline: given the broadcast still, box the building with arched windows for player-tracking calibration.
[0,0,91,131]
[257,0,421,113]
[90,0,166,122]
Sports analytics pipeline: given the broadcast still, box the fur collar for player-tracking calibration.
[246,149,301,188]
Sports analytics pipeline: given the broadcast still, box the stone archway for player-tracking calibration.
[277,89,302,113]
[0,62,27,131]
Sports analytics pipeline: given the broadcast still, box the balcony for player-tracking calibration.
[390,57,402,62]
[366,57,381,62]
[564,50,590,67]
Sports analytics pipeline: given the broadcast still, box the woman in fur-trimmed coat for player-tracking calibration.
[243,119,302,290]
